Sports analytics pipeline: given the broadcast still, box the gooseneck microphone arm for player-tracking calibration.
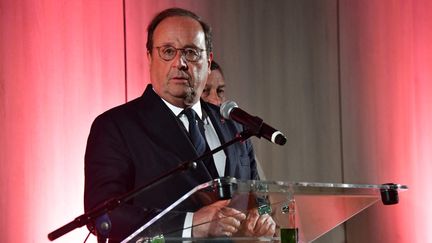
[47,129,255,241]
[220,101,287,145]
[47,161,197,241]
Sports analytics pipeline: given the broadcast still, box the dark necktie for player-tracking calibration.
[183,108,207,155]
[183,108,219,178]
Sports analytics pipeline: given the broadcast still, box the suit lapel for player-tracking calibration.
[135,85,213,180]
[202,102,238,177]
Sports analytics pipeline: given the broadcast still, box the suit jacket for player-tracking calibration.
[84,84,258,241]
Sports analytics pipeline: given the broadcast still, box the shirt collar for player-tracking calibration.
[160,97,203,120]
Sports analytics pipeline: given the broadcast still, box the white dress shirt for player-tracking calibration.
[162,99,227,176]
[160,98,227,238]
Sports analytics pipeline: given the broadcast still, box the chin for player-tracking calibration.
[183,96,197,107]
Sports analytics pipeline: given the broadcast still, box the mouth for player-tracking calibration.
[170,78,190,88]
[172,76,189,81]
[170,73,191,86]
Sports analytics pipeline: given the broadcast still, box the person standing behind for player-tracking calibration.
[201,60,226,106]
[202,61,269,180]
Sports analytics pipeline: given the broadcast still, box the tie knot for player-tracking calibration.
[183,108,198,123]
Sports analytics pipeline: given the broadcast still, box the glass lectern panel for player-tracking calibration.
[121,178,407,243]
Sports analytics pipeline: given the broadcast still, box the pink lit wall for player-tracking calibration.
[0,1,125,242]
[340,1,432,242]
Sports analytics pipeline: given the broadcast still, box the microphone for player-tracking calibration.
[220,101,287,145]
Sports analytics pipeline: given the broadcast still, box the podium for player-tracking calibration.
[121,178,407,243]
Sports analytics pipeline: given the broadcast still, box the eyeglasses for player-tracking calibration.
[154,45,205,62]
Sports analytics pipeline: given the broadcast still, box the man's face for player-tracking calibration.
[148,16,212,108]
[201,69,226,106]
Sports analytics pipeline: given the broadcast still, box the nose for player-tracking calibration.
[172,51,188,70]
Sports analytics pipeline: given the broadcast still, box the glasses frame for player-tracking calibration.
[154,45,206,62]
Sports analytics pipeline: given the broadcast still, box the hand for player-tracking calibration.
[192,200,247,237]
[237,209,276,237]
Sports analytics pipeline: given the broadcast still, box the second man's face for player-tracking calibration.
[202,69,226,106]
[148,16,212,108]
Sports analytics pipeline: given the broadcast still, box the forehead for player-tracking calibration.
[207,70,225,85]
[153,16,206,48]
[209,70,224,80]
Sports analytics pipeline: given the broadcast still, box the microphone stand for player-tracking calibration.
[47,129,255,241]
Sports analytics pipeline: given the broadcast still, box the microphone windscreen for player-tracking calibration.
[220,100,238,119]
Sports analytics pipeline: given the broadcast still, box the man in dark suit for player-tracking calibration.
[84,8,275,242]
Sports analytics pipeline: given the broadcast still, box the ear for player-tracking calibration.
[207,52,213,74]
[147,51,153,66]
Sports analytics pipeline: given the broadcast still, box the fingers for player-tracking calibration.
[193,200,247,237]
[243,209,260,233]
[241,210,276,237]
[192,200,232,237]
[210,199,231,208]
[221,207,247,221]
[216,219,238,236]
[217,207,245,236]
[253,214,276,236]
[194,201,277,238]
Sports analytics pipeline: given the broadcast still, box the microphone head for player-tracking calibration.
[220,100,238,119]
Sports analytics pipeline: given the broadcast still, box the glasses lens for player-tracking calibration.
[160,46,176,60]
[157,46,203,62]
[184,48,200,62]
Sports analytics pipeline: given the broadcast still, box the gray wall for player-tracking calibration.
[204,1,344,242]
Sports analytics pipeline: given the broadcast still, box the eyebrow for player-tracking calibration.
[156,43,202,49]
